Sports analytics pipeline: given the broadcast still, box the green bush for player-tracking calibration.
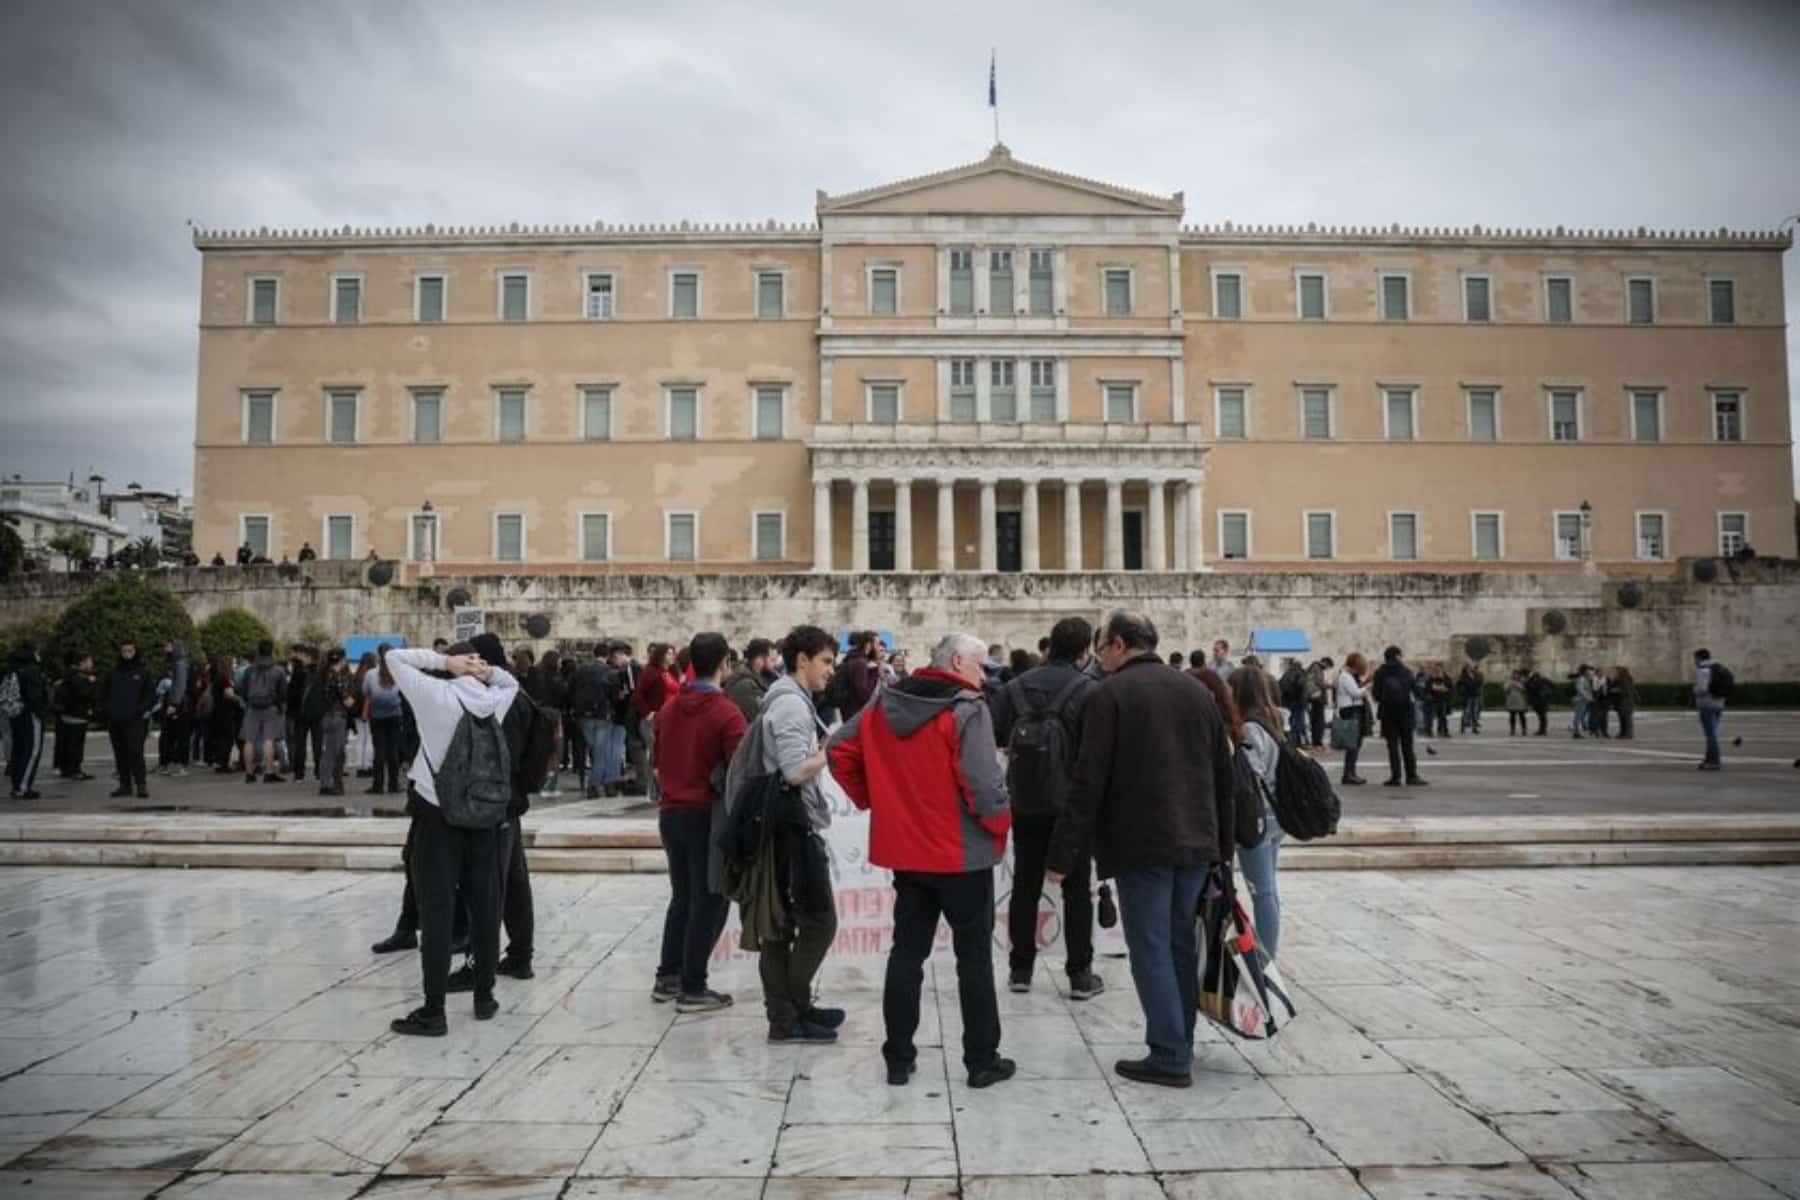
[0,612,60,666]
[195,608,277,662]
[51,574,194,675]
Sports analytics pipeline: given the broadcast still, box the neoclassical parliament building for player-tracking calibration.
[191,147,1794,575]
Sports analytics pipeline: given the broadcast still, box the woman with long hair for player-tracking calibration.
[351,650,378,777]
[1228,665,1287,962]
[363,645,405,795]
[634,643,680,805]
[1185,665,1244,747]
[1335,653,1372,785]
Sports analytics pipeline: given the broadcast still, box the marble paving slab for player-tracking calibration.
[580,1079,789,1178]
[1271,1073,1524,1166]
[1356,1163,1582,1198]
[156,1171,375,1197]
[1545,1160,1787,1199]
[200,1073,467,1172]
[396,1120,603,1176]
[1135,1116,1341,1172]
[771,1122,958,1177]
[445,1042,650,1124]
[19,1115,249,1170]
[0,1168,180,1198]
[1162,1167,1380,1199]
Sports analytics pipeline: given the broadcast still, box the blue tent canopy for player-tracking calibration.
[838,629,894,653]
[344,635,407,663]
[1246,628,1311,655]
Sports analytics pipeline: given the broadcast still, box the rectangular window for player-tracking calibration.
[1636,513,1666,561]
[1545,275,1573,323]
[1550,390,1580,442]
[1464,275,1491,322]
[1214,272,1242,319]
[870,267,898,315]
[1104,383,1137,423]
[671,272,699,319]
[1467,389,1498,441]
[328,390,358,444]
[332,276,361,324]
[666,513,697,562]
[326,515,353,560]
[1297,273,1326,320]
[949,248,974,314]
[501,273,529,321]
[1305,512,1335,560]
[948,360,976,422]
[417,274,445,322]
[1216,387,1247,439]
[581,514,610,562]
[1709,278,1736,325]
[1632,391,1662,442]
[495,514,524,562]
[1028,359,1056,421]
[1473,513,1503,561]
[754,512,784,563]
[412,390,442,443]
[1390,513,1419,561]
[1302,387,1332,439]
[585,273,614,320]
[989,250,1014,316]
[1712,391,1743,442]
[1384,388,1415,440]
[1555,512,1585,560]
[1381,273,1410,320]
[869,383,900,424]
[754,386,784,439]
[582,387,612,441]
[1028,249,1053,314]
[1103,268,1132,316]
[990,360,1017,422]
[756,271,784,319]
[409,514,438,563]
[242,516,270,559]
[1627,277,1655,324]
[497,389,527,442]
[250,277,278,324]
[244,392,274,445]
[1719,512,1748,556]
[668,387,698,440]
[1220,512,1250,560]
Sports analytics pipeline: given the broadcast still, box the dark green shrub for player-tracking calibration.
[51,574,194,675]
[195,608,277,662]
[0,612,59,665]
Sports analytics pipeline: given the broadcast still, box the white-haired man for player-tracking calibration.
[829,631,1016,1090]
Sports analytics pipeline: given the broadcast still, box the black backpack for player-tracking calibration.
[1377,668,1412,712]
[508,692,559,801]
[1004,674,1086,816]
[1268,742,1340,841]
[1278,668,1305,707]
[427,702,513,830]
[1707,663,1735,700]
[824,656,857,715]
[1229,742,1268,850]
[244,663,283,711]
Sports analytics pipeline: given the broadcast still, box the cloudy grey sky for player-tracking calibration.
[2,0,1797,496]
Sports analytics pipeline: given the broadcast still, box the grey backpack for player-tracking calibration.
[429,703,513,830]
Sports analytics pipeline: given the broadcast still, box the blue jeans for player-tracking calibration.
[1699,703,1723,765]
[1286,704,1309,745]
[1235,823,1283,961]
[1461,695,1481,732]
[581,718,625,788]
[1114,864,1207,1075]
[1571,698,1588,735]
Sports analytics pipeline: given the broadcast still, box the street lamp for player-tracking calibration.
[1579,499,1593,561]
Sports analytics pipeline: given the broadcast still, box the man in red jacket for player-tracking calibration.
[650,632,747,1012]
[828,631,1016,1089]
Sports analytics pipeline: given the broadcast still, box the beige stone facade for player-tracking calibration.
[191,147,1795,574]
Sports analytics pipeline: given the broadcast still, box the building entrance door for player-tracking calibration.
[869,511,896,571]
[1122,511,1144,571]
[996,512,1023,572]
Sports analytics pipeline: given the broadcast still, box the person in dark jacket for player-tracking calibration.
[5,641,51,799]
[838,632,880,716]
[1046,610,1234,1090]
[988,616,1102,1002]
[1524,669,1553,736]
[1372,646,1427,788]
[51,652,98,781]
[724,637,776,722]
[103,639,157,798]
[285,647,316,783]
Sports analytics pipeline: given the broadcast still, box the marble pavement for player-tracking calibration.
[0,861,1796,1198]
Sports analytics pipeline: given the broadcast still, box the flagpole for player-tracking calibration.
[989,49,999,146]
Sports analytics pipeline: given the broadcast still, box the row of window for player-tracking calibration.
[1220,509,1753,563]
[1209,269,1738,325]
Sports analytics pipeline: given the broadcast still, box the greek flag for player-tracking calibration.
[988,52,996,107]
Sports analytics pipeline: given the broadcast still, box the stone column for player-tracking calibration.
[1021,479,1041,572]
[1186,477,1207,571]
[1104,478,1124,572]
[1063,480,1082,571]
[1147,480,1167,571]
[1173,479,1190,573]
[812,478,832,573]
[894,479,913,573]
[851,477,870,574]
[937,479,955,572]
[979,479,998,573]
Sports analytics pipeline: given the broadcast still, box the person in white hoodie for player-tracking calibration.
[384,642,519,1037]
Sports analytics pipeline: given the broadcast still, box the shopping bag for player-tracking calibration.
[1199,863,1298,1039]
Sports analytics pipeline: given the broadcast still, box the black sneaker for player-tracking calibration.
[135,787,149,799]
[265,774,286,784]
[244,772,258,784]
[109,787,132,798]
[1068,971,1106,1001]
[473,993,499,1021]
[445,963,474,993]
[886,1059,916,1086]
[768,1019,838,1044]
[801,1006,846,1030]
[496,956,534,980]
[1008,970,1032,994]
[651,975,680,1004]
[968,1058,1017,1089]
[15,790,41,801]
[1115,1057,1192,1088]
[1405,777,1429,787]
[1382,779,1402,788]
[391,1006,447,1037]
[371,929,418,954]
[676,989,734,1014]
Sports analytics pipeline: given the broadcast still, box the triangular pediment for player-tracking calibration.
[818,145,1182,217]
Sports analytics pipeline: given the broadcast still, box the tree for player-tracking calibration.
[46,529,94,571]
[123,536,160,569]
[52,573,194,673]
[0,521,22,582]
[196,608,277,661]
[0,612,59,665]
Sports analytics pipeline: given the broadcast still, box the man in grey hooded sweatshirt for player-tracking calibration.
[722,624,844,1044]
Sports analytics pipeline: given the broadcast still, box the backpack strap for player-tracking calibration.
[1045,673,1088,719]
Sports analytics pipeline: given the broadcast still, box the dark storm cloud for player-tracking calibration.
[2,0,1797,494]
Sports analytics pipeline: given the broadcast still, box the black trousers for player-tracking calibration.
[54,719,87,776]
[761,831,837,1028]
[1308,699,1327,748]
[1008,813,1093,977]
[657,806,729,994]
[563,716,587,776]
[160,711,190,766]
[370,716,404,792]
[1383,723,1419,783]
[287,715,319,779]
[1533,705,1549,735]
[8,714,44,793]
[108,719,148,790]
[395,815,469,946]
[885,868,1001,1072]
[408,790,498,1011]
[498,818,535,963]
[1509,710,1528,734]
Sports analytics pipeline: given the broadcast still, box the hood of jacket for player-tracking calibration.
[726,665,767,696]
[878,667,976,737]
[669,681,732,717]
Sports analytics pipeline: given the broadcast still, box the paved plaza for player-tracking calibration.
[0,859,1796,1198]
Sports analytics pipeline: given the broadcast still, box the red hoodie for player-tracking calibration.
[652,683,747,810]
